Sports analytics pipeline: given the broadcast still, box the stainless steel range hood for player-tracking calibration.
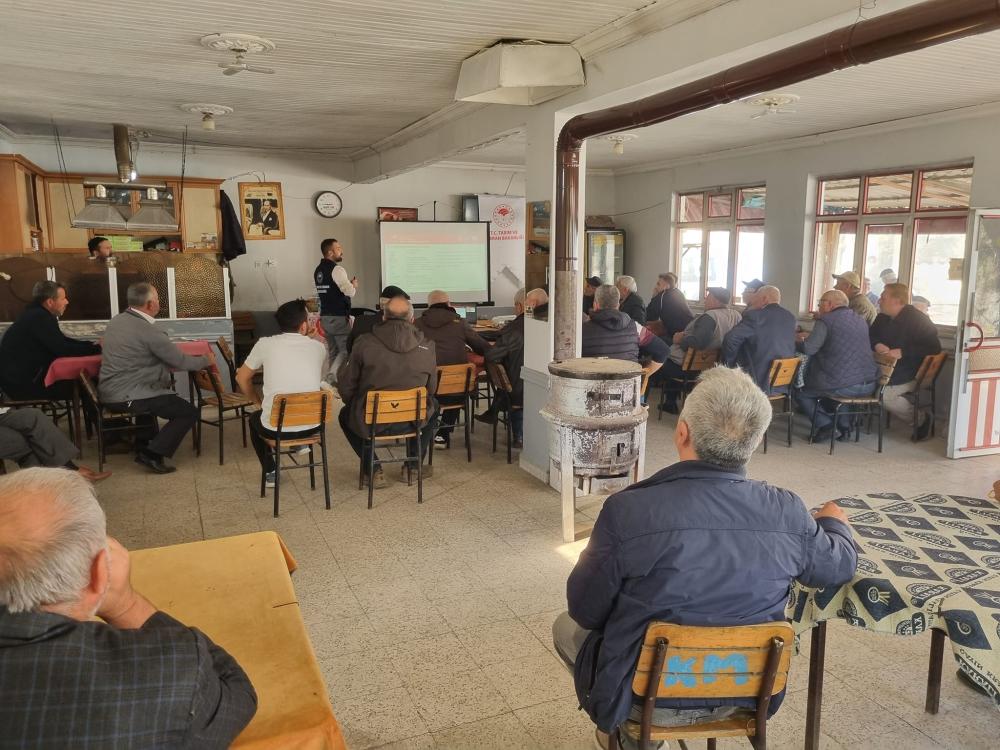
[71,185,128,229]
[128,189,179,232]
[71,183,178,232]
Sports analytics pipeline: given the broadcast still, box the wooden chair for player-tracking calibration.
[430,363,476,464]
[0,395,76,444]
[762,357,801,453]
[657,348,719,421]
[231,310,257,365]
[78,371,150,472]
[189,368,255,465]
[485,362,520,464]
[216,336,239,387]
[615,621,793,750]
[359,387,429,509]
[909,351,948,439]
[640,366,653,400]
[260,392,332,518]
[810,352,896,455]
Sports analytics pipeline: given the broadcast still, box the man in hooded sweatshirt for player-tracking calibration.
[581,285,667,371]
[416,290,491,446]
[337,297,439,488]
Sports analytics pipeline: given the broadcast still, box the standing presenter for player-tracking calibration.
[314,238,357,385]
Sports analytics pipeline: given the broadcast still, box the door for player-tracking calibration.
[947,210,1000,458]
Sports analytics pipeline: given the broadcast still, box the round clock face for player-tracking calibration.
[314,191,343,218]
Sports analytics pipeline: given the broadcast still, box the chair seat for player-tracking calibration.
[768,394,788,401]
[370,431,419,441]
[204,393,256,408]
[623,714,756,741]
[102,410,135,419]
[439,403,466,412]
[828,396,878,404]
[263,435,321,448]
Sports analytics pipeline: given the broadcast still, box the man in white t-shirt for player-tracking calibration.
[235,300,328,487]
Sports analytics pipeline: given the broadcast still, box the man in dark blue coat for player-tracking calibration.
[553,366,857,747]
[721,285,796,391]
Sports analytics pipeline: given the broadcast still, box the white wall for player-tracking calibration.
[613,110,1000,313]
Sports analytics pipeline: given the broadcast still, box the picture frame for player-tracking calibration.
[377,206,418,222]
[239,182,285,240]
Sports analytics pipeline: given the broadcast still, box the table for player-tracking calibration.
[788,492,1000,750]
[130,531,345,750]
[44,339,215,451]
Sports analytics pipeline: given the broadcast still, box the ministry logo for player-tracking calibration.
[492,203,516,229]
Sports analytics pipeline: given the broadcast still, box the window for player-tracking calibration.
[811,165,972,325]
[675,185,765,304]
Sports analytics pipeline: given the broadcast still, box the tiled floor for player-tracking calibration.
[91,402,1000,749]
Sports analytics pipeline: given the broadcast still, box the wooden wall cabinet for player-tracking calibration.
[0,155,46,252]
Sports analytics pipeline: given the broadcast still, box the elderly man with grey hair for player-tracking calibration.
[721,285,796,392]
[553,367,857,749]
[0,468,257,746]
[99,282,213,474]
[614,275,646,324]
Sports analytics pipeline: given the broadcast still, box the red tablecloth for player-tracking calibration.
[44,340,215,387]
[467,352,485,375]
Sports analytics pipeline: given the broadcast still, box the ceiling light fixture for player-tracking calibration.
[743,93,800,119]
[605,133,638,156]
[180,103,234,131]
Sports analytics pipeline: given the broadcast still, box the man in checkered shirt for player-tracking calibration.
[0,468,257,748]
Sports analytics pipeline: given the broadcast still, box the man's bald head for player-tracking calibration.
[384,296,414,322]
[427,290,449,306]
[526,288,548,308]
[0,468,106,614]
[820,290,849,309]
[755,285,781,308]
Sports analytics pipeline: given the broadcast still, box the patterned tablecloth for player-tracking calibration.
[787,492,1000,709]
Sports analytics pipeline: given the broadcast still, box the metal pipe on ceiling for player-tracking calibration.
[552,0,1000,360]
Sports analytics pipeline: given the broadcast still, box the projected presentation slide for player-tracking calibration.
[380,222,490,305]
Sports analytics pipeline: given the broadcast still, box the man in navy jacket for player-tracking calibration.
[554,366,857,746]
[721,285,796,391]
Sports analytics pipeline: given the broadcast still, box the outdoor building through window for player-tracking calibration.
[812,165,972,325]
[675,185,765,305]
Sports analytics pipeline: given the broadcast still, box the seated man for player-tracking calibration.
[583,276,601,316]
[416,289,491,447]
[615,276,646,325]
[721,285,796,391]
[553,367,857,748]
[871,282,942,440]
[0,281,101,401]
[795,290,879,442]
[657,287,742,413]
[0,407,110,482]
[581,284,667,371]
[645,272,693,340]
[832,270,877,325]
[739,278,766,307]
[337,297,439,488]
[99,282,212,474]
[236,300,327,488]
[475,288,548,447]
[0,468,257,746]
[346,285,410,354]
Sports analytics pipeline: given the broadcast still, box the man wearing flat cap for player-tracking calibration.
[832,270,877,325]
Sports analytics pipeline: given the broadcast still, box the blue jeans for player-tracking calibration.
[796,382,874,431]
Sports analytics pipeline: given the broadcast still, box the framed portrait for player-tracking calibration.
[377,206,418,222]
[239,182,285,240]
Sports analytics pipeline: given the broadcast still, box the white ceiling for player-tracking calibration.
[451,29,1000,171]
[0,0,669,152]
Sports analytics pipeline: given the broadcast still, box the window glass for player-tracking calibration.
[911,216,967,326]
[707,193,732,218]
[678,228,703,301]
[737,187,766,220]
[818,178,860,216]
[864,173,913,213]
[864,224,903,298]
[735,226,764,305]
[918,167,973,211]
[707,230,730,289]
[813,222,857,308]
[679,193,704,223]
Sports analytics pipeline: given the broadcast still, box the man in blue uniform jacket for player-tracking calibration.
[553,366,857,748]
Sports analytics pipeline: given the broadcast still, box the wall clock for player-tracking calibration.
[314,191,343,218]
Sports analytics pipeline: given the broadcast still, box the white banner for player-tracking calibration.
[478,195,526,305]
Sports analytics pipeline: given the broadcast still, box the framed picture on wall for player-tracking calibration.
[239,182,285,239]
[377,206,418,222]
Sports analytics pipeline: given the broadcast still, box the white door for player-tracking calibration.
[947,210,1000,458]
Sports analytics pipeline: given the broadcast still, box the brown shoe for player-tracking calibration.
[400,464,433,482]
[362,468,387,489]
[77,466,113,483]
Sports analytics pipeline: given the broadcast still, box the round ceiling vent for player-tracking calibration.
[180,103,234,116]
[742,93,800,108]
[199,33,276,54]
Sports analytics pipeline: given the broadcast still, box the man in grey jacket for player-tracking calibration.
[99,283,212,474]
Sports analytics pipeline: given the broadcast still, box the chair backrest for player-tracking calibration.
[78,371,101,407]
[216,336,238,378]
[874,351,898,389]
[486,362,514,394]
[192,368,225,399]
[231,311,256,334]
[640,366,652,397]
[767,357,800,391]
[914,351,947,389]
[681,348,719,373]
[268,391,332,430]
[364,387,428,426]
[632,621,793,701]
[436,363,476,397]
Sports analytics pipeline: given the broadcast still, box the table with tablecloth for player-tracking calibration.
[130,531,345,750]
[43,339,216,450]
[788,491,1000,749]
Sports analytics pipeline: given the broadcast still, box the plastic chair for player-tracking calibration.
[359,386,429,509]
[259,391,332,517]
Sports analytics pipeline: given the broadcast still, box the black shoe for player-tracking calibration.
[836,428,852,442]
[812,425,834,443]
[475,411,497,425]
[135,451,176,474]
[913,414,932,442]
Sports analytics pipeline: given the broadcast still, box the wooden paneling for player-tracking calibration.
[45,178,89,251]
[181,185,221,252]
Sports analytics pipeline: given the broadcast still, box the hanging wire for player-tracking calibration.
[177,126,188,234]
[606,201,668,218]
[51,119,78,225]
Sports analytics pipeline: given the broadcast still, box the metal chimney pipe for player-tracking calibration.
[113,123,133,183]
[553,0,1000,359]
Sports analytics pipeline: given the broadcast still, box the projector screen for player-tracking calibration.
[379,221,490,305]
